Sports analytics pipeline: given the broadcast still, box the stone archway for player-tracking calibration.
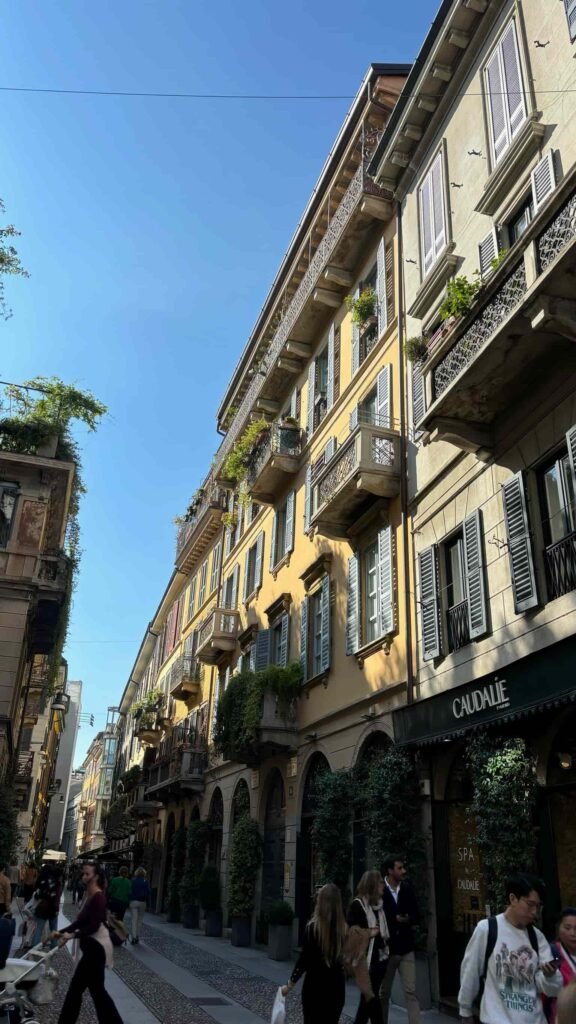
[161,812,176,912]
[261,770,286,916]
[295,753,330,943]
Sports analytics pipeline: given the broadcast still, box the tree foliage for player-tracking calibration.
[227,816,262,918]
[214,663,301,760]
[467,735,537,910]
[180,820,211,912]
[358,746,426,876]
[0,199,28,320]
[0,781,19,867]
[167,825,188,921]
[310,768,354,893]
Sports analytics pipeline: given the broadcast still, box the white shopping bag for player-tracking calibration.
[271,986,286,1024]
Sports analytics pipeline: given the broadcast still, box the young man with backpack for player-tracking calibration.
[459,874,562,1024]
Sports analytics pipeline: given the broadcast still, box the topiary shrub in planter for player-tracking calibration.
[167,825,187,924]
[180,820,211,929]
[310,768,354,898]
[199,864,222,937]
[404,336,428,363]
[267,900,294,961]
[228,816,262,946]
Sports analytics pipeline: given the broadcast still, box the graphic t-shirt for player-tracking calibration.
[459,914,562,1024]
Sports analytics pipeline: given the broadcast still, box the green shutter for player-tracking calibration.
[463,510,488,639]
[376,237,387,335]
[502,472,539,613]
[320,575,331,673]
[307,361,315,437]
[351,285,360,375]
[285,490,295,556]
[304,465,312,532]
[327,323,335,410]
[377,526,394,636]
[279,612,290,668]
[255,629,270,671]
[346,553,360,655]
[269,510,278,571]
[255,531,264,589]
[300,596,309,682]
[419,546,440,660]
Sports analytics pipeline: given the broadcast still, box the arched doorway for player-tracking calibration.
[296,753,329,943]
[232,779,250,828]
[261,770,286,911]
[161,812,176,912]
[208,788,223,871]
[353,731,391,887]
[191,804,200,823]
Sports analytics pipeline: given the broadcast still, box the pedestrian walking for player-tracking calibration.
[347,870,390,1024]
[344,925,384,1023]
[107,867,131,921]
[20,862,38,903]
[54,861,123,1024]
[8,863,20,902]
[459,873,562,1024]
[282,882,347,1024]
[546,908,576,1022]
[129,866,149,944]
[380,855,421,1024]
[30,865,62,948]
[0,866,11,915]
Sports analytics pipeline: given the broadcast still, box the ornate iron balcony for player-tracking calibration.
[196,607,240,664]
[14,751,34,779]
[246,422,302,504]
[545,531,576,601]
[167,654,202,701]
[219,691,297,767]
[447,600,470,653]
[36,552,70,589]
[175,485,228,570]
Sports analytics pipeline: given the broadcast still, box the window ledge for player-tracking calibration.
[243,586,261,606]
[271,552,291,580]
[300,553,332,592]
[301,670,329,695]
[353,634,394,668]
[474,114,545,217]
[408,243,459,320]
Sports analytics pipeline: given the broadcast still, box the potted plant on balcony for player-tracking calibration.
[404,336,429,363]
[167,824,187,923]
[199,864,222,937]
[213,663,302,765]
[228,815,262,947]
[345,287,377,331]
[439,274,481,326]
[221,416,270,498]
[267,900,294,961]
[180,820,211,929]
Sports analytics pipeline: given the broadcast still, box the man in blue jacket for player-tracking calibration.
[380,856,421,1024]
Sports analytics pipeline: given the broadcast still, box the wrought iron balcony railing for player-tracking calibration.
[14,751,34,779]
[447,600,470,652]
[167,653,202,701]
[196,607,240,664]
[36,552,70,589]
[175,485,228,567]
[545,531,576,601]
[246,423,302,503]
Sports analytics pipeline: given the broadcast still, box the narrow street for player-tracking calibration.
[15,900,454,1024]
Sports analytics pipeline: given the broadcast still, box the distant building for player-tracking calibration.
[77,708,119,855]
[45,680,82,849]
[61,769,85,861]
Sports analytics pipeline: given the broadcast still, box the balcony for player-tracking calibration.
[419,178,576,454]
[221,692,298,767]
[175,484,228,572]
[14,751,34,807]
[134,712,166,747]
[35,552,70,591]
[311,419,401,538]
[23,694,45,724]
[196,607,240,664]
[145,746,207,800]
[447,600,470,653]
[545,531,576,602]
[167,654,202,702]
[245,423,302,504]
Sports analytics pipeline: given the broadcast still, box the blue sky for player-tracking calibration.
[1,0,434,762]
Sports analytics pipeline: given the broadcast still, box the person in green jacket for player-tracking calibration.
[107,867,131,921]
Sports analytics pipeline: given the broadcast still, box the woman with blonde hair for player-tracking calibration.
[282,882,347,1023]
[347,870,390,1024]
[129,866,149,945]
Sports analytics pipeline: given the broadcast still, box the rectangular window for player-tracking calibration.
[507,194,534,245]
[243,531,264,601]
[539,433,576,602]
[187,575,197,623]
[565,0,576,41]
[445,532,470,652]
[210,541,222,595]
[311,589,323,677]
[418,150,447,276]
[364,539,379,644]
[271,620,284,666]
[0,482,18,548]
[484,20,527,166]
[359,265,379,366]
[274,504,287,566]
[198,559,208,607]
[314,347,329,430]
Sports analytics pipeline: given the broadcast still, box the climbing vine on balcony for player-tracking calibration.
[345,287,377,326]
[130,688,164,717]
[221,417,269,497]
[310,768,354,894]
[214,662,302,760]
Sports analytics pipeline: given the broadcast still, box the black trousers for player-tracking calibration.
[354,962,387,1024]
[58,937,123,1024]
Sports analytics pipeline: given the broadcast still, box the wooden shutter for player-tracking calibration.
[376,237,387,336]
[376,365,392,429]
[188,576,197,621]
[501,20,526,139]
[255,530,264,589]
[320,575,331,673]
[300,595,309,682]
[430,152,446,258]
[285,490,295,556]
[463,510,488,639]
[502,472,539,612]
[324,437,336,463]
[385,241,395,322]
[566,425,576,493]
[333,328,341,403]
[304,464,312,532]
[349,405,359,431]
[210,541,222,594]
[377,525,395,636]
[485,45,509,164]
[255,629,270,671]
[242,547,251,602]
[249,644,257,671]
[230,564,239,609]
[419,174,434,275]
[279,612,290,668]
[351,286,360,375]
[479,229,498,278]
[412,361,426,428]
[289,387,298,420]
[346,553,360,655]
[326,323,335,411]
[566,0,576,41]
[419,546,441,660]
[269,510,278,571]
[531,152,556,212]
[307,361,315,437]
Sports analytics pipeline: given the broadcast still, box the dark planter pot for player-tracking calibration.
[230,916,251,947]
[167,907,180,924]
[205,909,223,938]
[268,923,293,961]
[182,906,199,929]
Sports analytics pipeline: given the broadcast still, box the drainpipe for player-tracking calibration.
[397,200,416,706]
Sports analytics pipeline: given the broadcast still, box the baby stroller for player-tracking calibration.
[0,944,60,1024]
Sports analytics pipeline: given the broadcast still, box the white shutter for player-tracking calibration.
[501,20,526,139]
[567,425,576,494]
[307,361,315,437]
[412,361,426,428]
[210,540,222,595]
[278,612,290,668]
[376,365,392,429]
[300,596,309,682]
[463,510,488,639]
[377,525,394,636]
[242,547,251,602]
[255,629,270,671]
[351,286,360,375]
[346,553,360,655]
[285,490,295,556]
[324,437,336,463]
[289,387,298,420]
[430,152,446,258]
[478,229,498,278]
[326,323,335,411]
[304,464,312,532]
[230,564,239,609]
[501,472,539,613]
[269,510,278,571]
[255,530,264,589]
[565,0,576,41]
[531,152,556,212]
[320,575,331,674]
[376,237,387,335]
[485,45,509,164]
[419,175,434,275]
[419,546,441,660]
[349,405,359,431]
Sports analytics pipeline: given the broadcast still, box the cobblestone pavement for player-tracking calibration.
[111,946,215,1024]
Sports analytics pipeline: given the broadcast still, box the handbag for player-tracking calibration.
[270,987,286,1024]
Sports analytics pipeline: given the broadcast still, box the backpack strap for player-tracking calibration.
[527,924,539,957]
[482,916,498,983]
